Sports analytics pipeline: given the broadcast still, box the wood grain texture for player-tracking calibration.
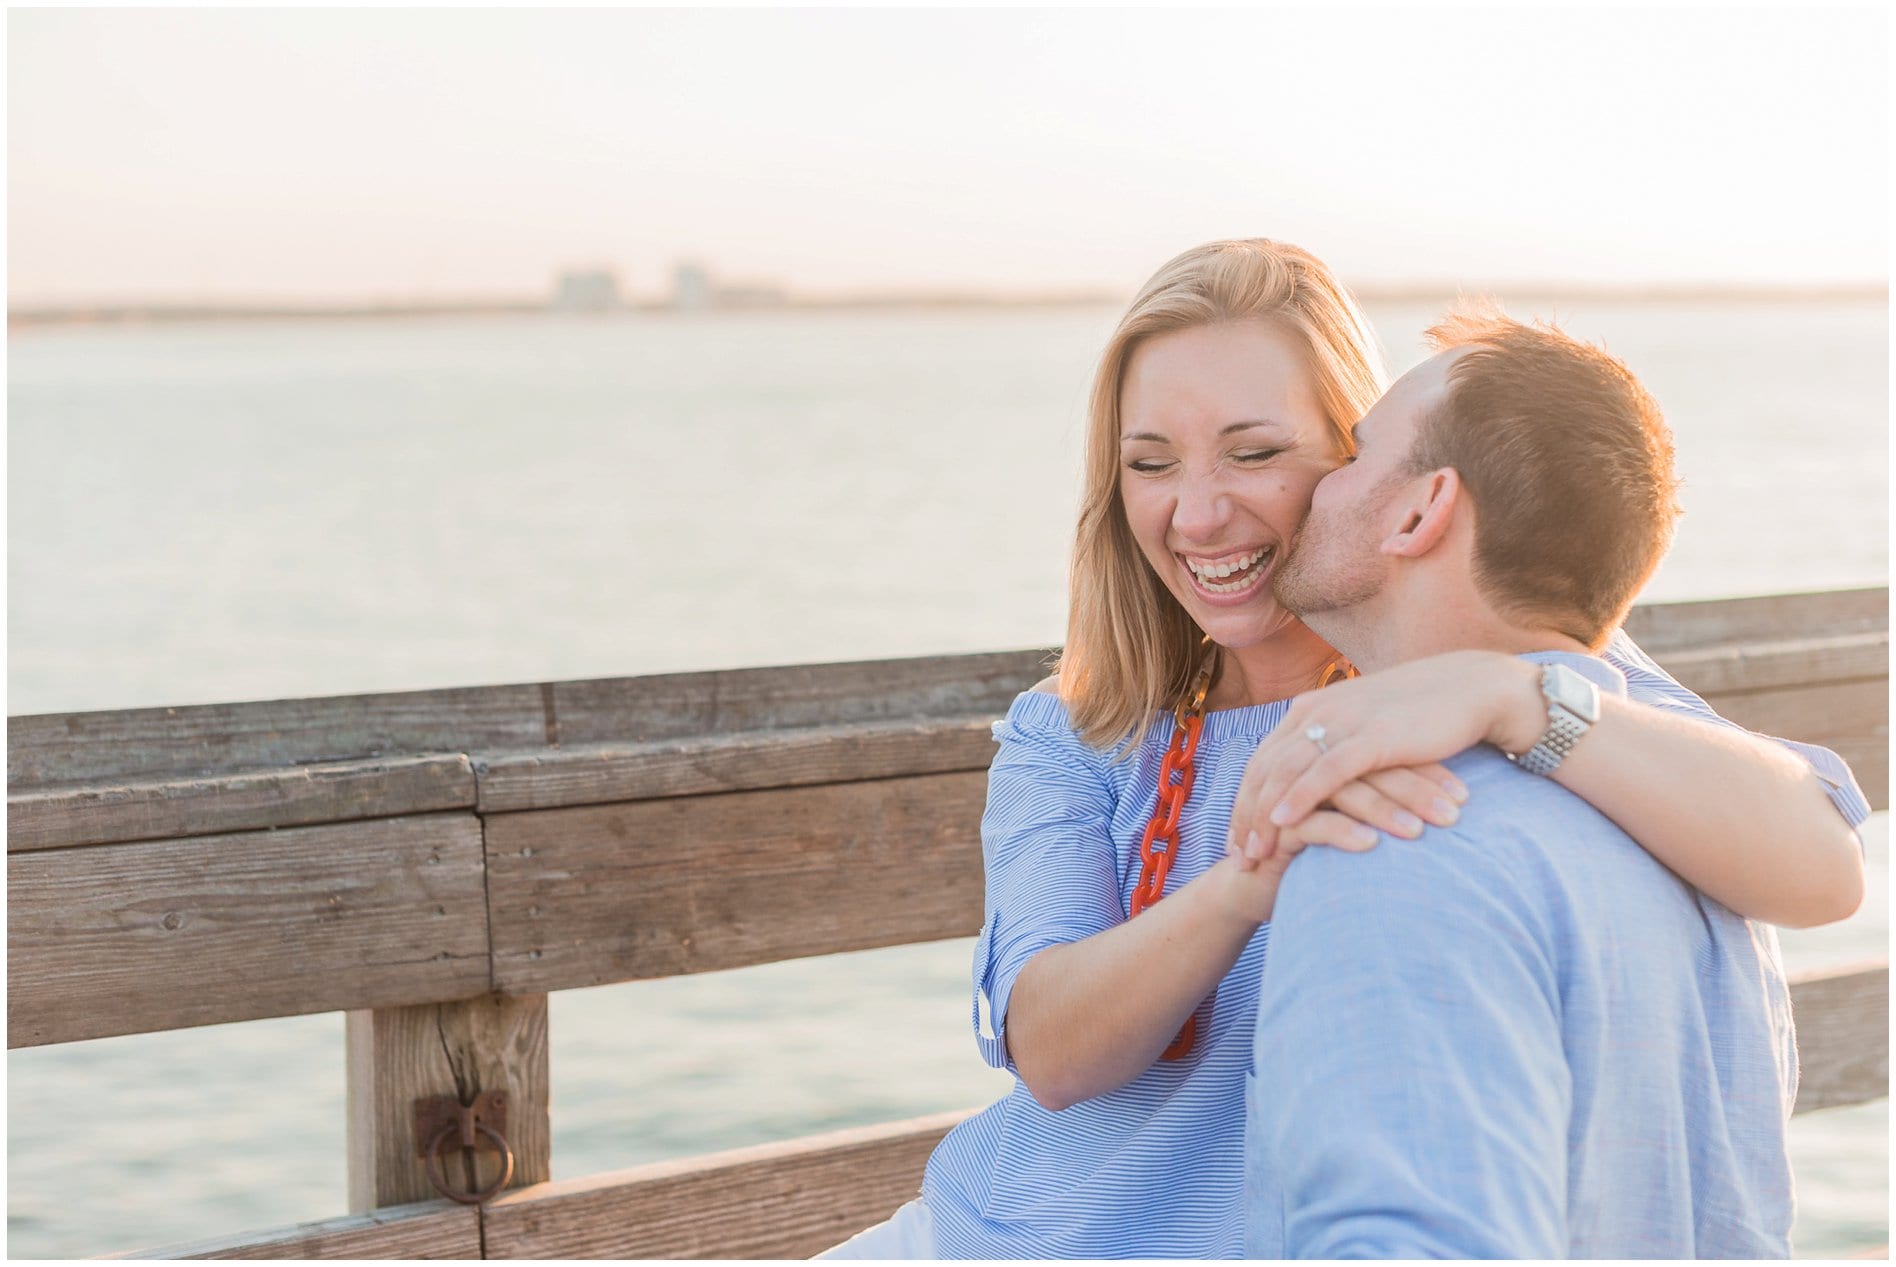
[105,964,1890,1259]
[116,1199,480,1260]
[7,754,476,852]
[482,1109,977,1259]
[485,772,988,995]
[1623,587,1886,651]
[1697,679,1888,755]
[6,648,1051,789]
[545,649,1052,745]
[1790,963,1889,1115]
[346,995,551,1211]
[475,715,999,813]
[9,591,1879,787]
[1656,631,1887,698]
[7,815,491,1047]
[8,684,546,788]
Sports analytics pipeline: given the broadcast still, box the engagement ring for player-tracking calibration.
[1305,723,1329,754]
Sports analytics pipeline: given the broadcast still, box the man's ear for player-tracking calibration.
[1378,468,1461,559]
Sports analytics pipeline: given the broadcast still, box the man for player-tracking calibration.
[1244,309,1801,1257]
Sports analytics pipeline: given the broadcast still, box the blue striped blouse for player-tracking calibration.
[917,630,1869,1259]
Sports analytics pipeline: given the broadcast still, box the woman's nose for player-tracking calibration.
[1170,471,1230,543]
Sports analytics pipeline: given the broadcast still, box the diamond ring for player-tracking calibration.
[1305,723,1329,754]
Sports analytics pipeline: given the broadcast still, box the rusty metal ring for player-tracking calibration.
[422,1121,515,1206]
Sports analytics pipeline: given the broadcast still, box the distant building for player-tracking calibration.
[672,263,713,311]
[713,283,787,309]
[551,269,622,312]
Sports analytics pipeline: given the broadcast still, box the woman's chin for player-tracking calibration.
[1189,595,1304,651]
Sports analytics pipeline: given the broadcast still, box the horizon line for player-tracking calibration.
[10,279,1888,327]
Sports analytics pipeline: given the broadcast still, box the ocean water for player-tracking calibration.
[6,302,1889,1257]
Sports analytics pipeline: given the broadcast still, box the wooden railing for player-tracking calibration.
[9,588,1889,1259]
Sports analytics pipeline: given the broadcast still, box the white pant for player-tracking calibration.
[816,1198,936,1258]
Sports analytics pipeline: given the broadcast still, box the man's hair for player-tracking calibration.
[1412,306,1681,648]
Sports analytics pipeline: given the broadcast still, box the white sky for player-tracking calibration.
[7,6,1889,305]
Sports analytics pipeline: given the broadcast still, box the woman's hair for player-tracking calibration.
[1057,239,1388,752]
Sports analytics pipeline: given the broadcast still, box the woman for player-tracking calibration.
[824,240,1867,1259]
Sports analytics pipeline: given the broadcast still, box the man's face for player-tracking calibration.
[1273,351,1459,619]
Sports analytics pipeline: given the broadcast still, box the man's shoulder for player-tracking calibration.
[1439,744,1625,851]
[1446,743,1603,813]
[1282,746,1656,924]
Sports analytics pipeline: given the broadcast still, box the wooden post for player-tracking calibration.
[346,994,551,1213]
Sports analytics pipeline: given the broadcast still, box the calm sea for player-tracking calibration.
[7,302,1889,1257]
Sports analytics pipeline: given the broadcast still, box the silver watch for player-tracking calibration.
[1512,662,1600,776]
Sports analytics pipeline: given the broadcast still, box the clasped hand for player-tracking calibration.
[1223,651,1538,900]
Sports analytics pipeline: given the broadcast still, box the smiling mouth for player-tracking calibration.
[1181,546,1273,595]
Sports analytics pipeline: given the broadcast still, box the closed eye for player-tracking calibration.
[1126,458,1173,474]
[1236,448,1284,463]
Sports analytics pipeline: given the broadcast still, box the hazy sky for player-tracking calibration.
[8,6,1889,305]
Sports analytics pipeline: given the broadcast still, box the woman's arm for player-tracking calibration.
[1005,855,1275,1111]
[989,682,1460,1110]
[1228,651,1865,929]
[1008,773,1460,1108]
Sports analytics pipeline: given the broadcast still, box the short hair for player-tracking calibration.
[1060,239,1387,752]
[1413,306,1681,648]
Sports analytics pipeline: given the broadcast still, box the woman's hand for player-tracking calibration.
[1215,811,1386,920]
[1227,651,1534,864]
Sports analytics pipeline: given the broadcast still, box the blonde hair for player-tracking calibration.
[1057,239,1387,752]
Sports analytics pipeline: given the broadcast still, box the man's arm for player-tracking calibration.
[1249,816,1572,1258]
[1227,647,1866,928]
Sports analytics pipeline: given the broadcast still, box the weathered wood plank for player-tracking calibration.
[1695,679,1888,761]
[7,754,476,852]
[476,715,999,814]
[8,684,547,789]
[1623,587,1886,652]
[482,1109,977,1259]
[546,649,1052,746]
[7,649,1053,790]
[136,964,1892,1260]
[8,815,491,1047]
[1790,962,1889,1115]
[102,960,1887,1259]
[1655,630,1887,698]
[486,772,988,995]
[8,589,1875,793]
[115,1198,480,1260]
[347,995,551,1211]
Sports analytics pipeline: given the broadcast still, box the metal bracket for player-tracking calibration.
[414,1091,515,1205]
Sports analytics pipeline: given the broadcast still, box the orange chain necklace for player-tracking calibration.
[1129,641,1353,1062]
[1130,635,1217,1061]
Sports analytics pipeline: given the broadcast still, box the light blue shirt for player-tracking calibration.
[1245,653,1799,1258]
[919,636,1861,1259]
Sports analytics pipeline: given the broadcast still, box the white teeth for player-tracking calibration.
[1200,568,1264,594]
[1184,547,1272,594]
[1185,547,1266,580]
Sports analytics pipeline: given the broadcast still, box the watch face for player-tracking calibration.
[1543,663,1601,722]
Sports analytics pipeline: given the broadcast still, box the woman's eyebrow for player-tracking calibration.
[1119,419,1287,443]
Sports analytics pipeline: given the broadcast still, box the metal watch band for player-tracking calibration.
[1514,662,1599,776]
[1516,708,1589,776]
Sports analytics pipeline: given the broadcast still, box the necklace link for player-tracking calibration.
[1130,635,1217,1061]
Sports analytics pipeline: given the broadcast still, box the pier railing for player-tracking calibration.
[9,587,1889,1259]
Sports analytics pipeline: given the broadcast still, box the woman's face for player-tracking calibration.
[1117,320,1344,654]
